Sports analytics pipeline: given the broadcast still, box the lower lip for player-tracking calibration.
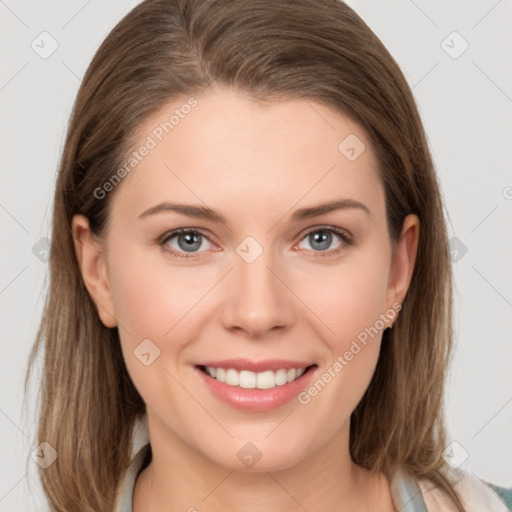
[195,366,317,412]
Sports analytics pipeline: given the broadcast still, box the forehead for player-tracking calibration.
[110,87,384,224]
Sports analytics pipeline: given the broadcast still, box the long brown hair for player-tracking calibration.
[25,0,462,509]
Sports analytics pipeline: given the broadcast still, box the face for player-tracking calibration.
[73,85,418,473]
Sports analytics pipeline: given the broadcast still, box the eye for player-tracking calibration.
[159,229,215,258]
[296,226,352,257]
[158,226,352,260]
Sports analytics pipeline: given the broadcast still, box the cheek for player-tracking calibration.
[294,258,389,429]
[107,248,204,412]
[106,244,222,398]
[108,243,215,336]
[291,253,391,346]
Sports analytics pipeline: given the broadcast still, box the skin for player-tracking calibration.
[73,85,419,511]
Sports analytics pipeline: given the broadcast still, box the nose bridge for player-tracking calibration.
[220,237,295,336]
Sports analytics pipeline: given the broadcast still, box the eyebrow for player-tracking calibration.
[138,198,371,223]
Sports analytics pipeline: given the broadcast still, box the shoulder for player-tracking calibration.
[418,466,510,512]
[484,482,512,510]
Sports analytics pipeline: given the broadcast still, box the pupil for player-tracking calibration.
[178,232,201,251]
[311,231,331,251]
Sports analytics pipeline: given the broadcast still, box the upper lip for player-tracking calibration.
[195,358,316,373]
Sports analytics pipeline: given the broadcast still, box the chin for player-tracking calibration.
[203,440,308,473]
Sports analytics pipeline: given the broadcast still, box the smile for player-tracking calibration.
[194,362,318,412]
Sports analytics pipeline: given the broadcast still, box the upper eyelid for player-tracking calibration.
[300,225,350,237]
[159,228,216,248]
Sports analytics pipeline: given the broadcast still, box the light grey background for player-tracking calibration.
[1,0,511,509]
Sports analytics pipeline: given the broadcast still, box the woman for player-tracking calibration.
[25,0,509,510]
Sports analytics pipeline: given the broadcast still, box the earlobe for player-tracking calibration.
[386,214,420,311]
[72,215,118,328]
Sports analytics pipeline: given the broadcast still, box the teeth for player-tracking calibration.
[225,368,239,386]
[240,370,256,389]
[204,366,308,389]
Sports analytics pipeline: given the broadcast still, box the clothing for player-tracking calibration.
[114,414,510,511]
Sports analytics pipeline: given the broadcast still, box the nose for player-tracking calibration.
[220,247,296,338]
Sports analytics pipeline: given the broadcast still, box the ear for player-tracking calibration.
[72,214,118,328]
[385,213,420,311]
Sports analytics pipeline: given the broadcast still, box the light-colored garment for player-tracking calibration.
[114,414,509,511]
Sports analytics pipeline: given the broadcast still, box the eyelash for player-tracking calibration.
[158,226,353,259]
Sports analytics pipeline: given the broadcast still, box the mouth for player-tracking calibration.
[194,363,318,412]
[196,364,317,389]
